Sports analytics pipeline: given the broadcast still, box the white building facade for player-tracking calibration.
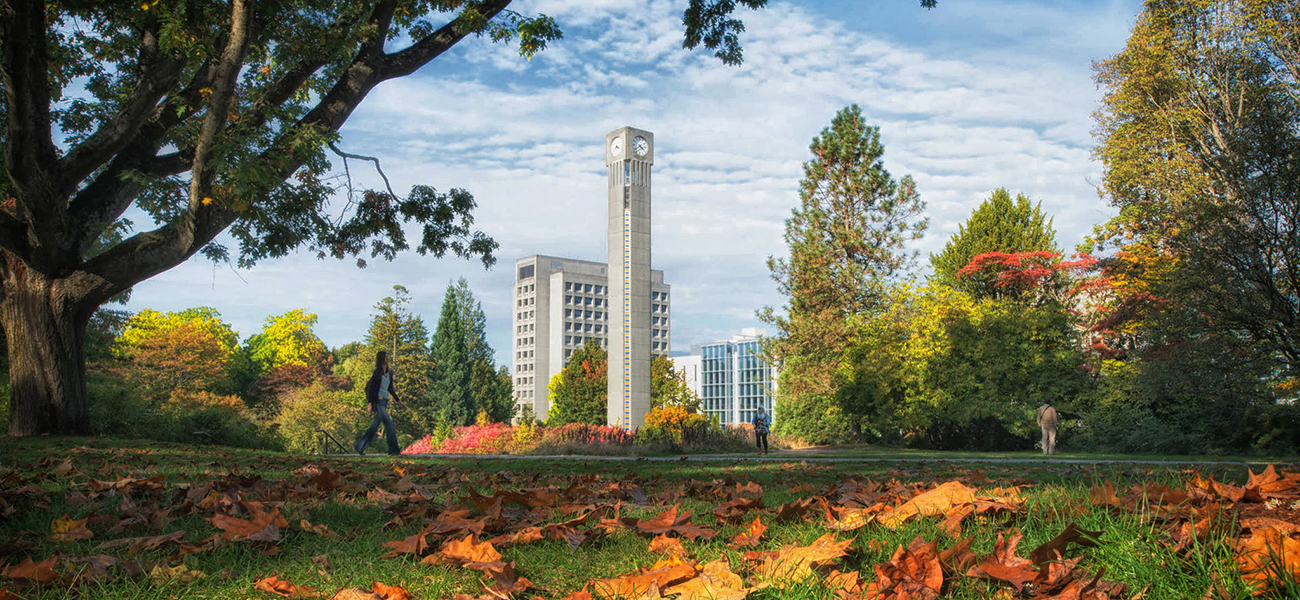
[694,328,777,427]
[511,254,670,420]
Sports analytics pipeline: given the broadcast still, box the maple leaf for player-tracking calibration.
[210,507,286,543]
[772,498,817,523]
[373,581,417,600]
[1,557,60,583]
[712,496,763,524]
[300,520,338,537]
[754,533,852,586]
[149,562,207,584]
[730,516,766,549]
[662,559,747,600]
[825,569,862,600]
[863,537,943,600]
[384,530,430,558]
[648,534,691,559]
[635,505,715,540]
[255,574,319,598]
[938,504,973,537]
[938,537,978,575]
[487,527,544,549]
[328,582,417,600]
[438,535,503,565]
[50,513,94,542]
[1235,526,1300,595]
[965,530,1037,592]
[878,481,979,529]
[591,556,698,600]
[1029,523,1103,565]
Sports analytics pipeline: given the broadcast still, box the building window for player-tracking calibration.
[518,264,534,280]
[566,336,571,344]
[584,297,592,306]
[565,282,572,291]
[585,310,592,318]
[565,309,571,318]
[565,295,572,304]
[584,324,593,332]
[584,284,592,293]
[551,260,564,270]
[594,285,602,294]
[595,325,602,333]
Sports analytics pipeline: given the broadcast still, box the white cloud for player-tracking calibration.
[127,0,1142,369]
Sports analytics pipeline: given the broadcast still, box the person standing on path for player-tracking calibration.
[355,351,405,456]
[1036,399,1058,456]
[752,405,771,455]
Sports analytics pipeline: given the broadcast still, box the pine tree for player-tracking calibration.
[428,282,475,427]
[445,278,514,423]
[759,104,927,444]
[929,188,1059,298]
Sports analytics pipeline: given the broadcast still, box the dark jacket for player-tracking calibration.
[365,368,399,406]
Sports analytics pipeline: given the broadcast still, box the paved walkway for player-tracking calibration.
[334,453,1296,467]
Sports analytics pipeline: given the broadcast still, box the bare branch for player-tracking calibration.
[328,142,399,202]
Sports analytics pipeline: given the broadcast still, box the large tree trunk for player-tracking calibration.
[2,259,92,436]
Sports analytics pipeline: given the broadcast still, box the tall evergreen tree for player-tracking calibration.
[450,278,512,422]
[759,104,927,444]
[362,285,433,433]
[428,282,475,427]
[929,188,1059,298]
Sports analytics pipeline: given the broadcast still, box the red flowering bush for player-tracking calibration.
[401,434,437,455]
[435,423,514,454]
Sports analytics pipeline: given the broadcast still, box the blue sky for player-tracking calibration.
[125,0,1142,368]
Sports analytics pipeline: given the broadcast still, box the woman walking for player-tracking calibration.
[354,351,404,456]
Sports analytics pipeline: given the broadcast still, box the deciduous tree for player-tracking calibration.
[1,0,939,435]
[114,307,239,402]
[1093,0,1300,376]
[547,342,608,426]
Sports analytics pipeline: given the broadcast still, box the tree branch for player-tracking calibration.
[328,142,398,201]
[57,25,187,199]
[379,0,515,80]
[188,0,257,211]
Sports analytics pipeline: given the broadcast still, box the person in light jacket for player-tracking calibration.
[354,351,404,456]
[752,405,771,455]
[1036,398,1059,456]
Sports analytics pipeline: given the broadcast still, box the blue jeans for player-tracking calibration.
[355,402,400,455]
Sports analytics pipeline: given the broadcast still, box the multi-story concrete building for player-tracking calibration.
[511,254,670,420]
[694,328,777,427]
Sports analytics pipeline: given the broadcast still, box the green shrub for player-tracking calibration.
[275,382,369,454]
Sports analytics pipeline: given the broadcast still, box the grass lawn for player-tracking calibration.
[2,436,1298,599]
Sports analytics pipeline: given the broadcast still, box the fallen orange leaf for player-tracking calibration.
[730,516,765,549]
[255,574,318,598]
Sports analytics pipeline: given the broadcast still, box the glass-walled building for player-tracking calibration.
[697,328,777,426]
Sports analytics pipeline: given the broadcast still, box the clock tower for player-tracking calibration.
[605,127,654,429]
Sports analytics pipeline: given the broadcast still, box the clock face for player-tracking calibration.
[609,137,623,157]
[633,136,649,156]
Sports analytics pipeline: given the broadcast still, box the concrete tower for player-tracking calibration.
[605,127,654,429]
